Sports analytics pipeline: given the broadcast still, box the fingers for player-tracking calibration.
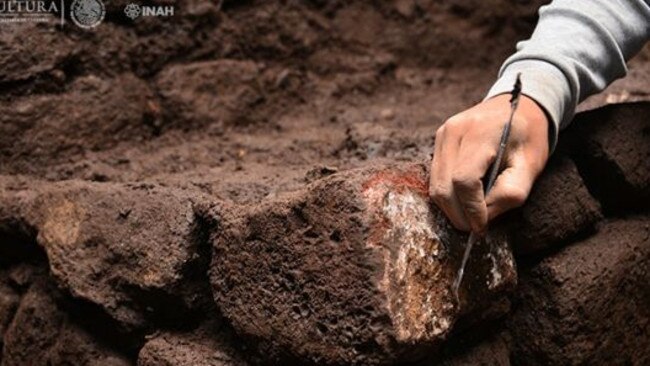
[486,155,535,220]
[451,140,497,233]
[430,124,471,231]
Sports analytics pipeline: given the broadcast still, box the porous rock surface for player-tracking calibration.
[137,320,248,366]
[2,277,130,366]
[210,163,515,364]
[569,102,650,212]
[1,180,214,331]
[0,276,19,351]
[509,154,602,254]
[437,331,511,366]
[509,217,650,365]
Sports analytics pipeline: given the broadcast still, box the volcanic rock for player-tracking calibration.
[0,179,215,331]
[210,163,516,365]
[508,217,650,365]
[138,321,248,366]
[2,278,130,366]
[510,155,602,254]
[568,102,650,212]
[0,275,19,345]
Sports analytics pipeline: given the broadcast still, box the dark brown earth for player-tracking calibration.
[1,0,649,365]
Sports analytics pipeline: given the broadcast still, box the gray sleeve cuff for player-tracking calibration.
[485,60,575,153]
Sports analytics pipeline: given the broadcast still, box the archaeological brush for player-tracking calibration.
[451,73,522,304]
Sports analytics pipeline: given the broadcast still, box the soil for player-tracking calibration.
[0,0,649,365]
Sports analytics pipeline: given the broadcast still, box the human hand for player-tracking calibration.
[429,94,550,233]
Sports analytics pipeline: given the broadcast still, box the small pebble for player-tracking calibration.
[380,108,395,120]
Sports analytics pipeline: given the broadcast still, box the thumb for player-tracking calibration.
[485,160,535,221]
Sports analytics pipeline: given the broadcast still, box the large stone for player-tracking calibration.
[2,279,130,366]
[0,274,20,347]
[35,182,215,330]
[437,331,511,366]
[0,177,42,266]
[568,102,650,212]
[210,163,516,365]
[508,217,650,365]
[0,180,215,331]
[510,155,602,254]
[137,320,248,366]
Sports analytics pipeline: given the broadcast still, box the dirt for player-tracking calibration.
[0,0,649,365]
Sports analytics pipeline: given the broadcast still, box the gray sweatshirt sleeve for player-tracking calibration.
[486,0,650,151]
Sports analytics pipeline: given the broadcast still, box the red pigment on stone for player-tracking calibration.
[362,169,428,196]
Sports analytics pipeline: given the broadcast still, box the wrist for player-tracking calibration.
[486,93,550,167]
[486,64,572,153]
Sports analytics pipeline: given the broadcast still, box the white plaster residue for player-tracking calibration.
[383,191,440,259]
[380,189,451,340]
[486,236,515,290]
[431,316,450,336]
[498,242,515,270]
[382,190,440,284]
[487,252,502,290]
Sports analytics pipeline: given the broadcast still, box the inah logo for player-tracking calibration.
[123,2,173,19]
[70,0,104,29]
[124,3,140,19]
